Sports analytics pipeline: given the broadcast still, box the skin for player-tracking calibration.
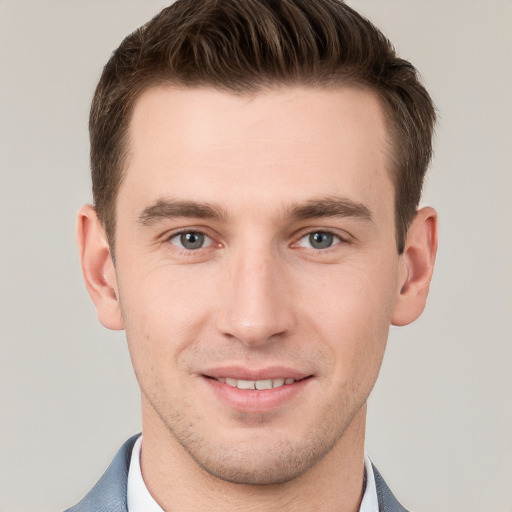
[77,86,437,511]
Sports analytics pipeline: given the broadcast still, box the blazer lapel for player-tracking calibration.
[64,434,140,512]
[372,464,410,512]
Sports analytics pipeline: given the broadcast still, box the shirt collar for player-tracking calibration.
[127,436,164,512]
[127,435,379,512]
[360,453,379,512]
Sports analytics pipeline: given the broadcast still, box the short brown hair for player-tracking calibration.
[90,0,436,254]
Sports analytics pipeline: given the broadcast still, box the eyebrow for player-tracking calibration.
[287,197,373,222]
[137,196,372,226]
[137,199,228,225]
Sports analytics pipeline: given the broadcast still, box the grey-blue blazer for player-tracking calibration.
[65,434,409,512]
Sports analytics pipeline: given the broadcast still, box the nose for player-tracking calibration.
[216,246,294,347]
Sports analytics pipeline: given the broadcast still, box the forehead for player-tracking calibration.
[120,85,394,222]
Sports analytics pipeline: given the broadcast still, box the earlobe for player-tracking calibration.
[76,205,124,330]
[391,207,438,326]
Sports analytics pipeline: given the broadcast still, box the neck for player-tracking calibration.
[140,402,368,512]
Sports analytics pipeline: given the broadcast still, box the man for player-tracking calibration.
[68,0,437,510]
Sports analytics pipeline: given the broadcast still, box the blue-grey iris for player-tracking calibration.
[180,232,204,249]
[309,232,334,249]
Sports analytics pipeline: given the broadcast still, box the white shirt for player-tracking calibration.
[127,435,379,512]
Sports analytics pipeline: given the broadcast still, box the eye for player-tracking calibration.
[297,231,341,250]
[169,231,213,250]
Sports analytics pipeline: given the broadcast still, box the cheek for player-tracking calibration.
[118,268,216,384]
[300,258,398,377]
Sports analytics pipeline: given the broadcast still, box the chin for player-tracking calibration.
[194,451,316,486]
[176,428,344,486]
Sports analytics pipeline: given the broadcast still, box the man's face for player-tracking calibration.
[113,86,404,484]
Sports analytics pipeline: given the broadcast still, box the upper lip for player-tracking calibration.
[202,366,312,381]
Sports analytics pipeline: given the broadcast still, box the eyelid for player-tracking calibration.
[291,227,352,250]
[160,225,352,253]
[169,231,212,248]
[164,226,221,251]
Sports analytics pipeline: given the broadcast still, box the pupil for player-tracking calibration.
[310,232,333,249]
[181,232,203,249]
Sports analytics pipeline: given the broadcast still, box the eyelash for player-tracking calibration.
[165,229,217,255]
[164,228,350,254]
[295,231,342,250]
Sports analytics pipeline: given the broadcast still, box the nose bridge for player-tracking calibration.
[217,240,292,346]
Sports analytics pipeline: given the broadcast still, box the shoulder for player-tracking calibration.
[64,434,140,512]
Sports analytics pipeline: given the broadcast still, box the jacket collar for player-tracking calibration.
[64,433,139,512]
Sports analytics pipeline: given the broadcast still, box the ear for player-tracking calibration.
[392,207,438,326]
[76,204,124,330]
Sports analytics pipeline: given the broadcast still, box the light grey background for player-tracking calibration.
[0,1,510,511]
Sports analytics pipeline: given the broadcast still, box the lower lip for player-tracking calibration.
[203,377,312,413]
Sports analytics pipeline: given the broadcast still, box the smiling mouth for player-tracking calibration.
[217,377,297,390]
[205,376,310,390]
[203,374,312,411]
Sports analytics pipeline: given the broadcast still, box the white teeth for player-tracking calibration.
[237,379,255,390]
[255,379,272,390]
[221,377,296,390]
